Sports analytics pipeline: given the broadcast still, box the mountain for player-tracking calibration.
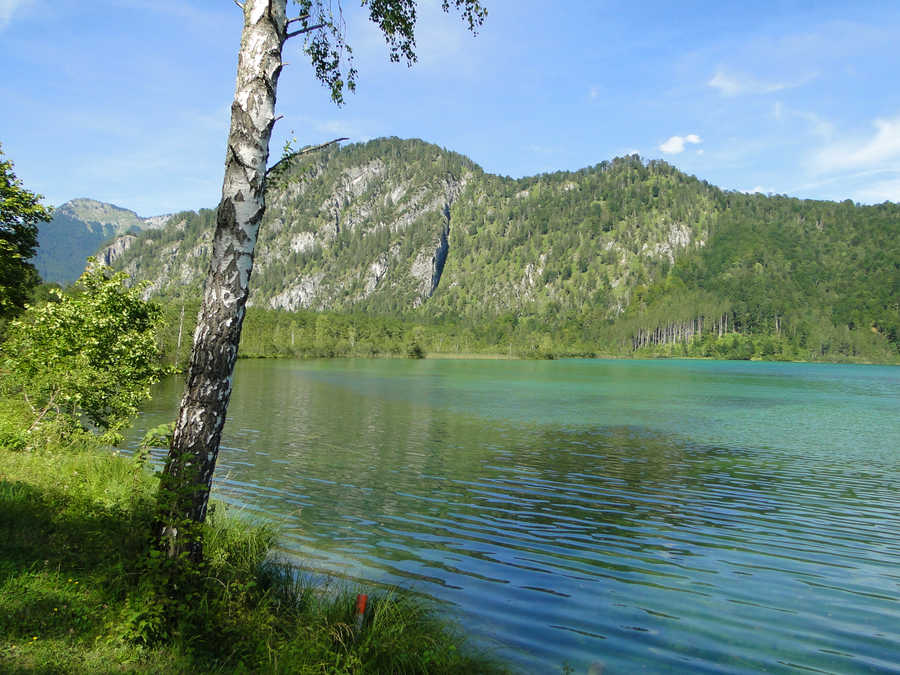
[34,198,171,284]
[101,137,899,360]
[105,139,714,312]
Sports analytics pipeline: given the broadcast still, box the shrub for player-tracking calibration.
[2,263,165,441]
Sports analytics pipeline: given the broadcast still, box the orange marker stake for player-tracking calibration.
[355,593,368,632]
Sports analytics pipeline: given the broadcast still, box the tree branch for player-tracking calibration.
[26,390,59,433]
[23,390,35,414]
[266,137,348,176]
[287,14,309,25]
[232,0,244,9]
[286,23,325,39]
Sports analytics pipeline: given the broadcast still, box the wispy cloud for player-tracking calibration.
[792,113,900,203]
[0,0,31,30]
[814,115,900,173]
[773,103,835,139]
[659,134,701,155]
[708,68,809,97]
[853,177,900,203]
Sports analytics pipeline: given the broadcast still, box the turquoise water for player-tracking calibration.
[130,358,900,673]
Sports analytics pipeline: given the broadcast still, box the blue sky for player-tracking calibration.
[2,0,900,216]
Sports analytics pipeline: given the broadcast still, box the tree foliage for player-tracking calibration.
[296,0,486,103]
[3,263,165,440]
[0,143,52,320]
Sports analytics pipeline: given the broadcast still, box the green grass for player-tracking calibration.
[0,421,508,673]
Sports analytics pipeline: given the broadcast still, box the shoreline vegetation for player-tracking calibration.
[150,302,898,370]
[0,409,508,674]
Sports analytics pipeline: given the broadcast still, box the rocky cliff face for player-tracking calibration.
[103,139,712,320]
[97,233,137,266]
[253,149,470,311]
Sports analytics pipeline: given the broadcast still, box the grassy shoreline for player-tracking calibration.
[0,429,507,674]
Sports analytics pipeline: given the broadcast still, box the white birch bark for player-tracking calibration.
[158,0,287,558]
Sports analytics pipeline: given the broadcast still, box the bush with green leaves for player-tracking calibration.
[2,262,165,441]
[0,143,52,322]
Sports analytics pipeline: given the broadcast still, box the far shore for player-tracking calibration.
[230,350,898,366]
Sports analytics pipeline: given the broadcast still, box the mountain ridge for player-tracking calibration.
[39,137,899,360]
[34,198,171,284]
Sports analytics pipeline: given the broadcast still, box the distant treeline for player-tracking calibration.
[155,298,899,367]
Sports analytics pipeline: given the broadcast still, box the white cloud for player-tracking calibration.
[792,114,900,203]
[589,86,600,100]
[814,116,900,173]
[772,103,834,138]
[707,68,801,97]
[659,134,702,155]
[854,177,900,203]
[659,137,684,153]
[0,0,31,29]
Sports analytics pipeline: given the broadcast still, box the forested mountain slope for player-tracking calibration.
[35,198,170,284]
[108,139,714,314]
[620,194,899,355]
[102,137,899,360]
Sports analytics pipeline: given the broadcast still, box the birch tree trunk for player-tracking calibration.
[157,0,286,560]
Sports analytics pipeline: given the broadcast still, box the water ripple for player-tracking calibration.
[130,359,900,674]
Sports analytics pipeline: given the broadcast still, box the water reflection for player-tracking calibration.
[131,359,900,673]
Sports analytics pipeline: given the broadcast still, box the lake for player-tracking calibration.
[128,358,900,673]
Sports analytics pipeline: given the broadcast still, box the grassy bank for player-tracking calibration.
[0,420,506,673]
